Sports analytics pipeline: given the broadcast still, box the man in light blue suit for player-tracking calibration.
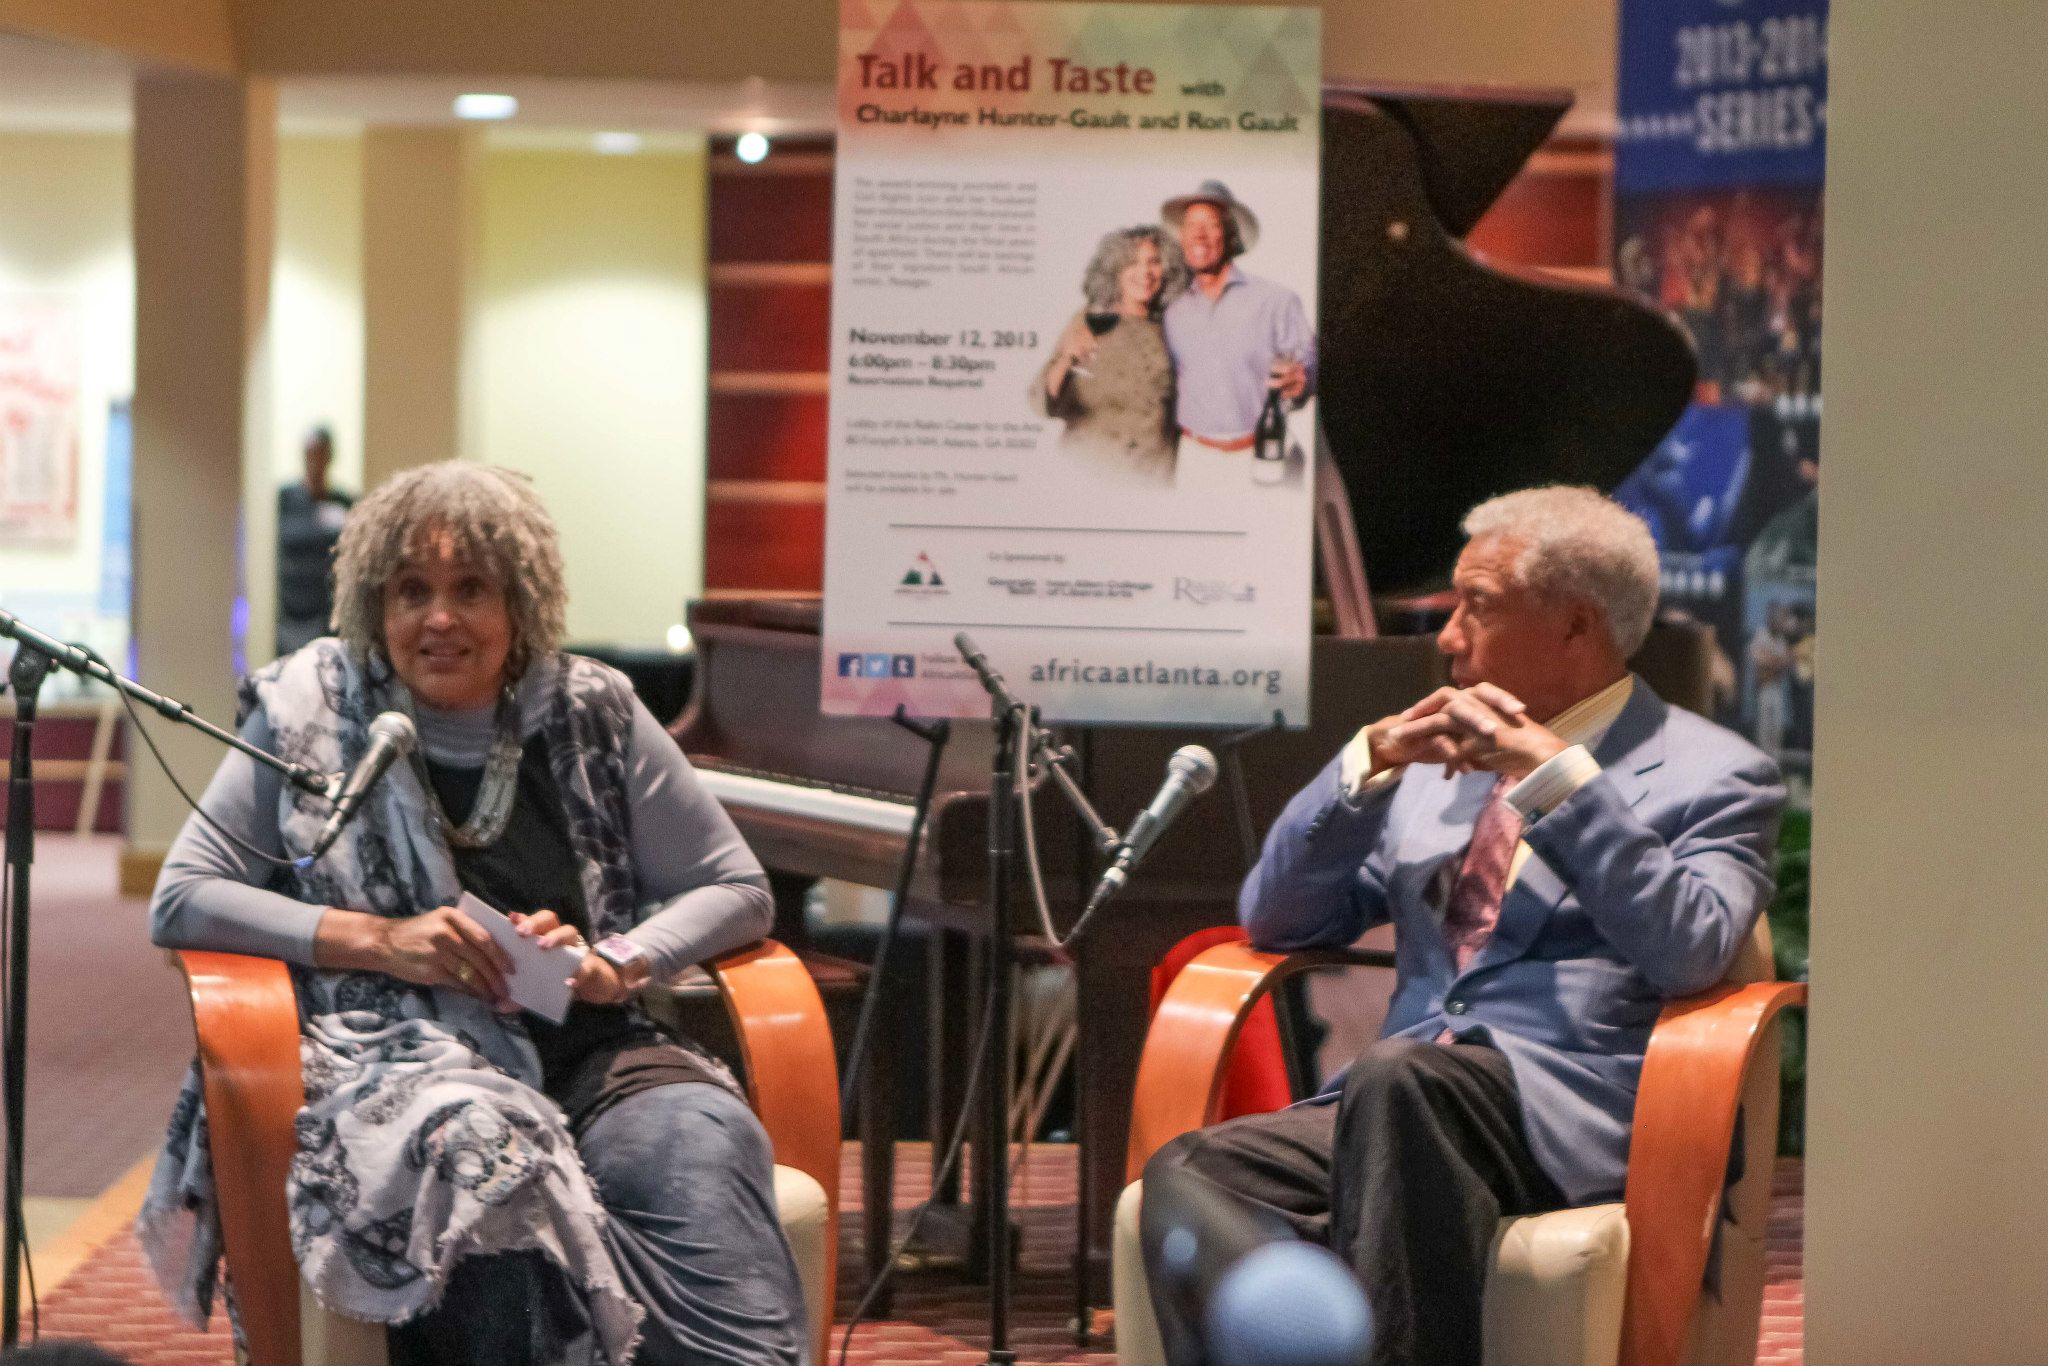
[1141,487,1784,1366]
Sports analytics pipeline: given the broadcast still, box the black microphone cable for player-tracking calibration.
[74,644,313,871]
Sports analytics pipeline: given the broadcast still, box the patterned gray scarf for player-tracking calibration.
[139,642,668,1363]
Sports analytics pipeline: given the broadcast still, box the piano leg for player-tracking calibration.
[888,924,990,1278]
[927,925,972,1209]
[861,1016,897,1313]
[767,870,816,950]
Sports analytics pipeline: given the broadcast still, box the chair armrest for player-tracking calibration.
[1619,979,1808,1366]
[704,940,841,1200]
[177,950,306,1366]
[1124,943,1392,1182]
[704,940,840,1366]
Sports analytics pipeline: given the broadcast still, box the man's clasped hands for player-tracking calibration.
[1344,684,1572,793]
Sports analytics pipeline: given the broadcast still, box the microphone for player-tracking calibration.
[1146,1163,1373,1366]
[1207,1242,1373,1366]
[299,712,417,866]
[1084,745,1218,915]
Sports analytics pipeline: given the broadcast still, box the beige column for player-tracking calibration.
[125,71,277,887]
[362,127,476,488]
[1808,6,2048,1363]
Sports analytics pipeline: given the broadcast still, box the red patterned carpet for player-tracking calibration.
[24,1146,1805,1366]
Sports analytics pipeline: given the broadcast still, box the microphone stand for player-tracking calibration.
[952,635,1132,1366]
[0,609,331,1345]
[2,645,51,1347]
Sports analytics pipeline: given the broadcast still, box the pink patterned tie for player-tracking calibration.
[1442,775,1520,972]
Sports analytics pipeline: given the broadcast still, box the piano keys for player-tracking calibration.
[694,767,917,839]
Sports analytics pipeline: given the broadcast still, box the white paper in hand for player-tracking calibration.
[453,892,585,1025]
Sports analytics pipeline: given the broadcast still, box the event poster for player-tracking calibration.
[821,0,1321,725]
[0,294,82,546]
[1611,0,1825,778]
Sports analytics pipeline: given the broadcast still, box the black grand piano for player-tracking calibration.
[672,84,1704,1313]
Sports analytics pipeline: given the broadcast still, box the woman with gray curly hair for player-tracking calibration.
[1032,225,1187,483]
[142,463,803,1366]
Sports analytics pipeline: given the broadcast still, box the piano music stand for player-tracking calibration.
[1214,710,1287,874]
[1313,426,1377,641]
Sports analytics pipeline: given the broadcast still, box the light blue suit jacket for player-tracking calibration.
[1240,679,1784,1205]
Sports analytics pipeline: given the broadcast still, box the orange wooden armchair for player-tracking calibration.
[177,941,841,1366]
[1112,924,1805,1366]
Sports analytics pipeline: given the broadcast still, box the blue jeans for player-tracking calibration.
[390,1082,808,1366]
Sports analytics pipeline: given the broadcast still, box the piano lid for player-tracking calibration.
[1316,85,1696,597]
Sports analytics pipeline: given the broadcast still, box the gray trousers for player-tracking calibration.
[391,1081,808,1366]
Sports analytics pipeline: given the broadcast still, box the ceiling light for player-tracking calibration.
[454,93,518,121]
[735,131,770,164]
[593,131,643,155]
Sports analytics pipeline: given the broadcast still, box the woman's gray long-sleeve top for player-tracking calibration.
[150,679,773,979]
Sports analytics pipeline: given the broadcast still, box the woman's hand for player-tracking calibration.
[1058,315,1099,369]
[1045,316,1098,397]
[568,953,642,1006]
[314,906,514,1009]
[510,910,649,1006]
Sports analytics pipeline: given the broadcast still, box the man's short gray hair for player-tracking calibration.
[1461,486,1661,656]
[331,461,568,674]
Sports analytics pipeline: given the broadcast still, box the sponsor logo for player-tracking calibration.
[1173,576,1256,606]
[901,552,946,589]
[837,652,917,679]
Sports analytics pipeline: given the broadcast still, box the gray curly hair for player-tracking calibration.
[330,462,568,674]
[1081,226,1189,315]
[1461,486,1661,656]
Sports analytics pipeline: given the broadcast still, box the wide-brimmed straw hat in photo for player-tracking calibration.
[1159,179,1260,253]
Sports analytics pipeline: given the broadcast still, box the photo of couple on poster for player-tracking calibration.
[1031,178,1317,497]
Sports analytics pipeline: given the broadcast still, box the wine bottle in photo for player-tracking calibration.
[1253,386,1288,464]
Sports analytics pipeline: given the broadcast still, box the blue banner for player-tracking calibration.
[1616,0,1827,193]
[1613,0,1824,775]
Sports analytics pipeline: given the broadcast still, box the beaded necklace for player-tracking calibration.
[400,681,524,849]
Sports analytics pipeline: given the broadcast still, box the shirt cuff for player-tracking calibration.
[1337,729,1403,804]
[1348,765,1403,803]
[1505,744,1602,822]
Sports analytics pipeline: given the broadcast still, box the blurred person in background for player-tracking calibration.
[276,424,354,657]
